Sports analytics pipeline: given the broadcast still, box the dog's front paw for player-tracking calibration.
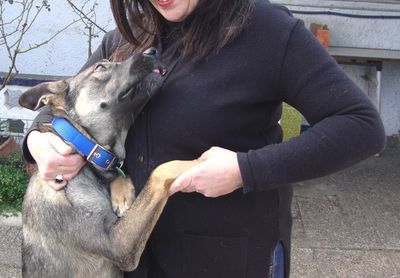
[110,176,135,217]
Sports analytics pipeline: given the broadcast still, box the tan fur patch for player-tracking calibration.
[110,176,135,217]
[148,160,200,191]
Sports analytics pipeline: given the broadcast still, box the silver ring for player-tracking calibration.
[55,174,63,184]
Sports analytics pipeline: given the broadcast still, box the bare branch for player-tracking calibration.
[69,1,93,29]
[18,19,80,54]
[2,8,24,26]
[66,0,107,33]
[0,0,61,89]
[0,4,14,59]
[21,1,45,37]
[1,0,109,88]
[0,0,29,51]
[2,28,20,40]
[13,0,29,41]
[9,1,35,52]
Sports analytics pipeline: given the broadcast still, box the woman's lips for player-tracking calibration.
[156,0,174,8]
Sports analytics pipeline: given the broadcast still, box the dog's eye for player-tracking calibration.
[95,64,106,72]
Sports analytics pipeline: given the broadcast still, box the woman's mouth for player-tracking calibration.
[156,0,174,8]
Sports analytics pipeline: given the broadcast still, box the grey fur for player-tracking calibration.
[19,51,166,277]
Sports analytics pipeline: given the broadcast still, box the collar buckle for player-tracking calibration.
[87,144,117,171]
[52,117,120,172]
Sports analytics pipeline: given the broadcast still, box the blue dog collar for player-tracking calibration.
[51,117,121,171]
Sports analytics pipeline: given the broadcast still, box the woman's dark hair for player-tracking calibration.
[110,0,254,62]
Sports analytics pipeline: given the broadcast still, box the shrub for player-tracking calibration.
[0,151,28,213]
[281,103,302,141]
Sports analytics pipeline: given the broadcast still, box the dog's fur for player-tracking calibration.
[19,51,198,277]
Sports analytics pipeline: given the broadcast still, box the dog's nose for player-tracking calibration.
[143,47,157,57]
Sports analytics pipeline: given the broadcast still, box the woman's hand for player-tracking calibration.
[27,131,86,190]
[169,147,243,198]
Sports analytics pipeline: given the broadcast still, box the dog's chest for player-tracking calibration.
[64,168,118,227]
[66,176,108,206]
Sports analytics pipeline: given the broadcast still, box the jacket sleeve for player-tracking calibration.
[22,29,122,163]
[237,19,386,193]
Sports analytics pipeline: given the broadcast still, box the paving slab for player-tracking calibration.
[387,252,400,276]
[292,193,385,250]
[0,265,21,278]
[291,247,400,278]
[0,225,22,270]
[290,142,400,277]
[319,249,398,278]
[0,214,22,227]
[291,247,320,277]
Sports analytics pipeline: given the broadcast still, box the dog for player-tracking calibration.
[19,48,198,278]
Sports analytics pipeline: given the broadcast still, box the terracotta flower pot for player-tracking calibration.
[0,136,19,158]
[316,29,330,49]
[24,162,38,176]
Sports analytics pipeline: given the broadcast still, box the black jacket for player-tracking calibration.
[25,1,385,277]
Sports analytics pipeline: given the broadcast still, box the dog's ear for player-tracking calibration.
[19,80,69,111]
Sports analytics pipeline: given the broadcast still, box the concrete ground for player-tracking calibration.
[0,218,21,278]
[290,138,400,277]
[1,139,399,278]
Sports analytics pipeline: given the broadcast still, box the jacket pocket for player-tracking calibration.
[183,233,248,278]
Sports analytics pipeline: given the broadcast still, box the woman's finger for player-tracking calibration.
[169,171,194,195]
[47,133,74,156]
[37,153,85,180]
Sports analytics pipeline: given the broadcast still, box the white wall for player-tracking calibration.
[272,0,400,50]
[272,0,400,135]
[0,0,114,76]
[0,86,37,120]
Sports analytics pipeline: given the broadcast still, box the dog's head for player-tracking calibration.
[19,48,163,128]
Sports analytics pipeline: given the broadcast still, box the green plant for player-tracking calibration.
[281,103,302,141]
[0,151,28,214]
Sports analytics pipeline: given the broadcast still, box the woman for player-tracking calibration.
[24,0,386,277]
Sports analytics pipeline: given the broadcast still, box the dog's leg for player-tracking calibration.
[109,160,199,271]
[110,176,135,217]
